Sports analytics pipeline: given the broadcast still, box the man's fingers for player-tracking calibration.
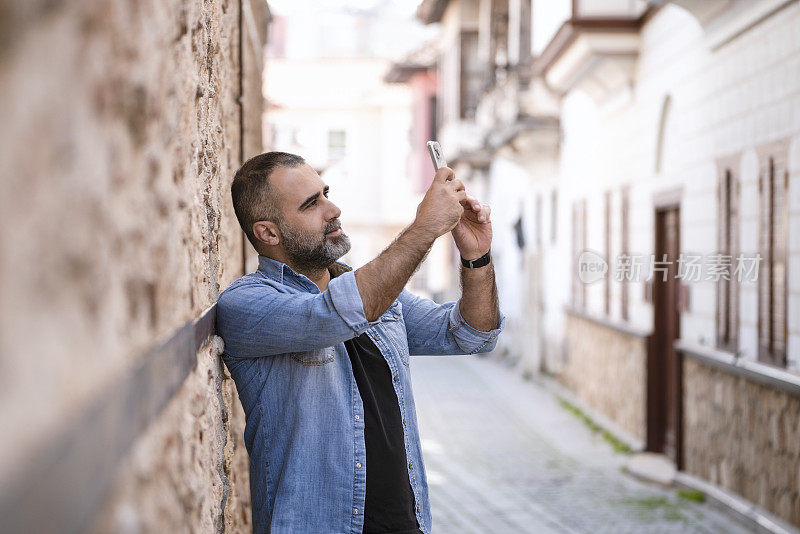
[455,189,468,203]
[448,178,465,193]
[460,198,481,212]
[460,195,484,213]
[433,166,454,183]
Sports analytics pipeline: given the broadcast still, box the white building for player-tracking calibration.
[419,0,800,528]
[262,3,452,296]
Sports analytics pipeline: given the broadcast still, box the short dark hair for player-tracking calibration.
[231,151,306,251]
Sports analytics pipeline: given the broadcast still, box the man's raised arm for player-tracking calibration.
[354,167,466,321]
[452,194,499,332]
[458,260,500,332]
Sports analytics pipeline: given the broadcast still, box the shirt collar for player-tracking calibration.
[257,255,353,287]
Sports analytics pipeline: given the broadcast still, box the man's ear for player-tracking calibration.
[253,221,281,246]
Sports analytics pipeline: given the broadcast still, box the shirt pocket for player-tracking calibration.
[290,346,335,365]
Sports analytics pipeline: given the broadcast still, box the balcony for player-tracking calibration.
[533,12,652,102]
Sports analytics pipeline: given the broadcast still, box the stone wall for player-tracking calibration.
[561,311,647,442]
[0,0,267,530]
[683,358,800,527]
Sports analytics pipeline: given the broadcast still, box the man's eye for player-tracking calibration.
[309,199,318,207]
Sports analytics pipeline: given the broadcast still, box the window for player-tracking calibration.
[620,186,630,321]
[572,199,587,310]
[328,130,346,161]
[605,190,611,316]
[551,189,558,244]
[536,193,542,248]
[758,153,789,367]
[717,167,739,353]
[459,30,481,119]
[428,95,438,141]
[518,0,532,70]
[489,0,510,82]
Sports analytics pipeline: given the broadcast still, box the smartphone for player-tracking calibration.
[426,141,447,171]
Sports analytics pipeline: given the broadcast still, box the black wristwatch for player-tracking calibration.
[461,249,491,269]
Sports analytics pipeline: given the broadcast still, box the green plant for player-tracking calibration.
[557,398,631,454]
[677,489,706,503]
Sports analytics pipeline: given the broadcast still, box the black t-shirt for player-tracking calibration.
[343,333,422,534]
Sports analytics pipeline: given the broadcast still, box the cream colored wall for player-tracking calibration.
[555,3,800,370]
[0,0,266,530]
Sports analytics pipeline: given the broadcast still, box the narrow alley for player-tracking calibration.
[411,355,754,533]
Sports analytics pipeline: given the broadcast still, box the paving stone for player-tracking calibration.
[409,355,757,534]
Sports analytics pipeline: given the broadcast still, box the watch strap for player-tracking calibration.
[461,250,491,269]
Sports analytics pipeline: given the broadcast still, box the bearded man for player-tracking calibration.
[215,151,504,534]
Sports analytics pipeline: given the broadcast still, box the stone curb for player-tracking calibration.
[530,371,800,534]
[530,372,646,453]
[673,472,800,534]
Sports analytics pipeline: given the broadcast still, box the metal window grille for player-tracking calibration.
[551,189,558,244]
[621,185,630,321]
[536,193,542,248]
[716,168,739,353]
[605,190,611,316]
[459,30,481,119]
[572,199,587,310]
[758,156,789,367]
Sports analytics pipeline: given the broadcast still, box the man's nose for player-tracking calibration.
[326,200,342,221]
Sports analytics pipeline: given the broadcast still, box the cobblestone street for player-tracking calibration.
[410,355,756,534]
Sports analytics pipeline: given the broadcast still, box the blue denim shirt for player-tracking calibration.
[215,255,505,533]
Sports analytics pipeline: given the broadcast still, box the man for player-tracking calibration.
[215,151,504,533]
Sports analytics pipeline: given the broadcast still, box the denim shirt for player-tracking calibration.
[215,255,505,533]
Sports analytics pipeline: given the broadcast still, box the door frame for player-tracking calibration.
[647,187,684,469]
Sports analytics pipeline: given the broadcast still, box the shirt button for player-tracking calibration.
[408,462,413,470]
[416,505,420,512]
[402,418,406,425]
[354,508,359,514]
[355,414,360,420]
[356,462,362,468]
[393,375,399,382]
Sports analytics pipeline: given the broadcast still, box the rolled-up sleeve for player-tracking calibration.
[216,271,373,358]
[447,298,506,354]
[327,270,371,333]
[399,289,506,356]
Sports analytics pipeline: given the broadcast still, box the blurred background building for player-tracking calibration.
[413,0,800,527]
[1,0,800,531]
[262,0,457,300]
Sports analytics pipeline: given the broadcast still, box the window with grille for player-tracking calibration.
[620,185,630,321]
[605,190,611,316]
[489,0,509,85]
[551,190,558,244]
[518,0,532,76]
[536,193,542,248]
[758,152,789,367]
[716,167,739,353]
[459,30,481,119]
[572,199,587,310]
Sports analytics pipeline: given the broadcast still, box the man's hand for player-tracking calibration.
[353,167,465,322]
[414,167,467,239]
[452,195,492,260]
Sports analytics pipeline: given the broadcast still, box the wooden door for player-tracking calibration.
[648,206,683,468]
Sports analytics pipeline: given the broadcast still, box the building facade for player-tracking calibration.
[417,0,800,527]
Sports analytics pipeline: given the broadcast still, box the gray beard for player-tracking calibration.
[280,221,352,273]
